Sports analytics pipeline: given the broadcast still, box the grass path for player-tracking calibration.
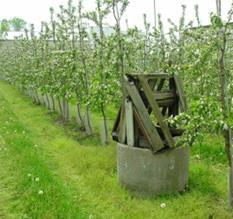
[0,81,233,218]
[0,139,18,218]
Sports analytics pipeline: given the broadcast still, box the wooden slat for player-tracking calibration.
[134,114,140,147]
[124,76,164,152]
[125,99,134,147]
[118,102,126,143]
[154,91,176,100]
[138,136,150,148]
[133,107,151,148]
[141,92,176,107]
[157,98,176,107]
[139,75,175,148]
[174,74,188,112]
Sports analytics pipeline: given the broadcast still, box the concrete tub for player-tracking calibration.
[117,143,190,196]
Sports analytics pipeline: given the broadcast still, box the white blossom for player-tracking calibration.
[38,190,44,195]
[160,203,166,208]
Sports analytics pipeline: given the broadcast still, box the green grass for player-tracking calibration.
[0,87,86,218]
[0,81,233,218]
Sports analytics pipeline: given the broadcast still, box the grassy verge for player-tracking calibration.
[0,87,86,218]
[0,81,233,218]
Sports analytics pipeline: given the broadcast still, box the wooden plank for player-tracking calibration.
[157,98,176,107]
[125,99,134,147]
[142,93,175,110]
[154,91,176,100]
[134,114,140,147]
[133,107,155,149]
[174,74,188,112]
[118,102,126,143]
[124,76,164,152]
[139,75,175,148]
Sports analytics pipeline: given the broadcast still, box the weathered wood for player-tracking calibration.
[157,98,176,107]
[154,91,176,100]
[124,76,164,152]
[134,115,140,147]
[112,73,186,153]
[125,99,134,147]
[139,76,175,148]
[139,137,150,148]
[118,102,126,144]
[174,74,188,112]
[140,92,176,107]
[133,107,154,149]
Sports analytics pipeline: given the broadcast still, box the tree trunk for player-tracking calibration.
[43,95,47,107]
[85,105,92,135]
[57,97,63,116]
[101,104,109,145]
[31,90,37,103]
[217,12,233,207]
[229,164,233,207]
[76,102,85,130]
[224,129,233,207]
[62,97,66,120]
[35,90,40,105]
[51,95,56,112]
[66,100,70,121]
[45,93,51,110]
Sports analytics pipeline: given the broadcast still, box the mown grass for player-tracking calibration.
[0,89,86,218]
[0,81,233,218]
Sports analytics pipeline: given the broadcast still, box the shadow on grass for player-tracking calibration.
[50,113,104,147]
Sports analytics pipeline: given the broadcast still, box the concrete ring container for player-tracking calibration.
[117,143,190,196]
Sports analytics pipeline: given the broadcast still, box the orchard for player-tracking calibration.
[0,0,233,218]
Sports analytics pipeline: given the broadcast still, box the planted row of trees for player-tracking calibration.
[0,0,233,206]
[0,17,27,37]
[1,0,179,144]
[0,1,232,143]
